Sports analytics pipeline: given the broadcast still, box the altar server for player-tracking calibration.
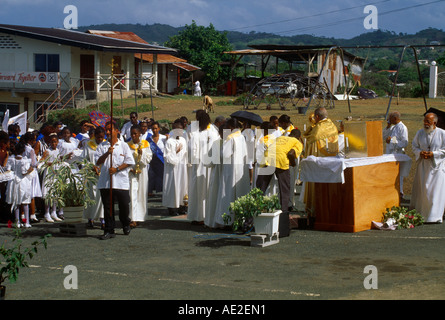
[162,119,188,216]
[213,118,251,228]
[409,112,445,223]
[383,111,409,196]
[81,126,106,228]
[187,110,219,224]
[128,124,152,227]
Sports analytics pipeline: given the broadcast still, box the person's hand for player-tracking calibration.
[420,151,433,159]
[107,146,114,155]
[386,136,391,144]
[109,167,118,175]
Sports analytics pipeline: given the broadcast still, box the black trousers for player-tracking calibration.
[100,188,131,234]
[256,167,290,237]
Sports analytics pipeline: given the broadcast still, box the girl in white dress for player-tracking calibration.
[6,142,35,228]
[40,134,63,222]
[58,126,81,163]
[21,132,42,222]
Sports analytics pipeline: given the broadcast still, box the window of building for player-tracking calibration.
[34,54,60,72]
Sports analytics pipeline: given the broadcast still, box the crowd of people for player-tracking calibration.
[0,106,443,240]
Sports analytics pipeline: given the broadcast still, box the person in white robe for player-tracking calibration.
[162,120,188,215]
[383,111,409,196]
[187,110,219,224]
[214,118,251,228]
[409,112,445,223]
[241,121,255,187]
[80,126,106,228]
[204,129,223,228]
[128,125,152,227]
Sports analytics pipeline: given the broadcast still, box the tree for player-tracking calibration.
[165,21,233,89]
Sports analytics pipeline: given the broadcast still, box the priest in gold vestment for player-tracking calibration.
[301,107,339,216]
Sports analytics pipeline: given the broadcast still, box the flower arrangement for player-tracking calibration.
[382,206,425,229]
[223,188,281,232]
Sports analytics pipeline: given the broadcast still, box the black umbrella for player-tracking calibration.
[230,110,264,126]
[425,108,445,130]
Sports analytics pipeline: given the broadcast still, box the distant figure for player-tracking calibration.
[194,80,202,96]
[203,95,215,113]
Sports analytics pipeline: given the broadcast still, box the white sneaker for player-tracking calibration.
[44,213,54,223]
[30,214,39,222]
[15,220,22,228]
[51,212,62,221]
[24,223,32,228]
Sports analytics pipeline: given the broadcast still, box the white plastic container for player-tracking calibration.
[253,210,282,235]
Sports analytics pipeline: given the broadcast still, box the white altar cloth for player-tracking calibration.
[300,154,412,184]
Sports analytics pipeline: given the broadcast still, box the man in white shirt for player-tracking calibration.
[95,121,135,240]
[120,112,140,142]
[383,111,409,196]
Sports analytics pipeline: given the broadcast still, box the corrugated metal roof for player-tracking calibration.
[88,30,187,64]
[0,24,177,54]
[173,62,201,71]
[225,44,365,62]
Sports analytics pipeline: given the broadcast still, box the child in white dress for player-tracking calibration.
[40,133,63,222]
[21,132,42,222]
[58,127,80,161]
[6,142,35,228]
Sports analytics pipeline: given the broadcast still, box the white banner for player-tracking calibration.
[0,71,58,84]
[2,111,27,134]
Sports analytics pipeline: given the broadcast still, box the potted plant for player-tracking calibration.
[39,155,97,224]
[223,188,281,235]
[1,225,51,299]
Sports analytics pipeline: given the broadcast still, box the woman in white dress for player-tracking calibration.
[6,142,35,228]
[128,124,152,227]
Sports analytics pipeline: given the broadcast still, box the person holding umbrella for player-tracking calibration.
[95,121,135,240]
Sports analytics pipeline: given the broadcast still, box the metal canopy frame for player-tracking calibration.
[227,43,445,117]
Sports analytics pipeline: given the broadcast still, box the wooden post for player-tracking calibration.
[108,58,118,218]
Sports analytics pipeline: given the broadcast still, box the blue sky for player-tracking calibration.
[0,0,444,39]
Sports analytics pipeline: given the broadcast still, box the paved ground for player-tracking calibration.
[1,192,444,306]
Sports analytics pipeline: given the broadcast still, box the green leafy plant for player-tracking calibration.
[382,206,425,229]
[223,188,280,232]
[1,226,51,286]
[39,156,97,208]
